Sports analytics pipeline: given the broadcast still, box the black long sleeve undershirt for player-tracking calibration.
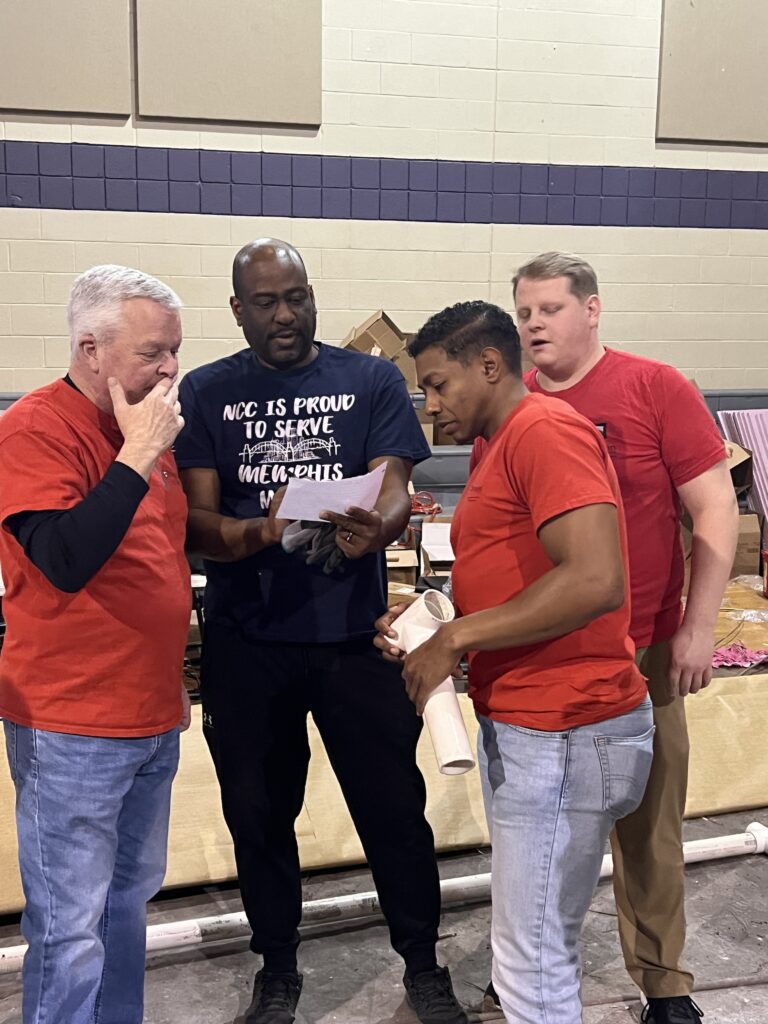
[4,373,150,593]
[6,459,149,594]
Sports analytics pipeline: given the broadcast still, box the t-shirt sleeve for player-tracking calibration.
[174,375,218,470]
[0,430,91,523]
[510,415,618,534]
[365,362,432,466]
[653,367,727,488]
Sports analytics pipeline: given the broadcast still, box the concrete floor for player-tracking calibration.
[1,809,767,1023]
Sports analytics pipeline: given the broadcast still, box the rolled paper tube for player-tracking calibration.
[393,592,476,775]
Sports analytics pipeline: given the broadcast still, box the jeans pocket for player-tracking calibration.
[595,724,655,818]
[507,723,569,740]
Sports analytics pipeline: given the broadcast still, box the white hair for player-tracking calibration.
[68,264,182,353]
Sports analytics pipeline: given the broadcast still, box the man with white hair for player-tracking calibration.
[0,265,190,1024]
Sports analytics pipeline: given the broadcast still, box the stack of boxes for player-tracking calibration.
[341,310,417,393]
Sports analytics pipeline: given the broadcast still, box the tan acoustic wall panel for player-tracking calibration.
[0,0,131,115]
[136,0,321,126]
[3,677,768,914]
[657,0,768,145]
[0,701,488,915]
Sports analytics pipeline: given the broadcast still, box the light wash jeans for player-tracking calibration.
[3,721,179,1024]
[478,697,654,1024]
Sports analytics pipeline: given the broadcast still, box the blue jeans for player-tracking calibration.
[478,698,654,1024]
[3,722,179,1024]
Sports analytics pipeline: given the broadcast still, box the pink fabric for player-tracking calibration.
[712,641,768,668]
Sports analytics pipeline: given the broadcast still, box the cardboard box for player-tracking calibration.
[386,548,419,586]
[421,521,455,575]
[387,582,419,607]
[731,512,762,577]
[725,441,753,495]
[343,309,405,358]
[342,312,420,393]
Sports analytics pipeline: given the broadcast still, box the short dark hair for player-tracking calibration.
[408,300,521,375]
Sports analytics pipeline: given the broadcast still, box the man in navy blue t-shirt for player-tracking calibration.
[175,239,468,1024]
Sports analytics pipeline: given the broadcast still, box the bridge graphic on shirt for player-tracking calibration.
[241,435,341,464]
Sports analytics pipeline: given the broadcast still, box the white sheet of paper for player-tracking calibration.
[421,522,455,562]
[278,462,388,522]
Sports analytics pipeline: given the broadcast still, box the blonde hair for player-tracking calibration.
[512,252,599,301]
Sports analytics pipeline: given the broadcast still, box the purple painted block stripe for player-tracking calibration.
[1,141,766,230]
[5,141,38,175]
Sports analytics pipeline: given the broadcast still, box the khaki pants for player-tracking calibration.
[610,641,694,998]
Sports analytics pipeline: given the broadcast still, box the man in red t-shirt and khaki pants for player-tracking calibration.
[473,254,739,1024]
[376,300,655,1024]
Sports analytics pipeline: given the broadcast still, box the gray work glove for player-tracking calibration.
[281,520,347,575]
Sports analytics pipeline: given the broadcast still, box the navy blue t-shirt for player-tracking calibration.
[176,344,431,644]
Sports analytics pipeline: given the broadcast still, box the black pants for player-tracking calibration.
[200,620,441,975]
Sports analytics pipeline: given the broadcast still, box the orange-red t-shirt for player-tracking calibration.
[452,393,647,731]
[0,380,191,737]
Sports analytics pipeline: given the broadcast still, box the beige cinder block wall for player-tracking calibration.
[1,0,768,390]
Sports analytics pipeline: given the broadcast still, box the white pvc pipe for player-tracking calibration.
[392,591,475,775]
[1,823,766,976]
[598,820,768,878]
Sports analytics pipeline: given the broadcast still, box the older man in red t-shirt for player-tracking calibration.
[376,300,654,1024]
[471,253,738,1024]
[0,265,190,1024]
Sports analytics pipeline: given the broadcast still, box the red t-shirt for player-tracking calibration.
[453,393,647,731]
[0,380,191,737]
[471,350,726,646]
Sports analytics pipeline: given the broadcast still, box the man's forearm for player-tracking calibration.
[684,504,739,633]
[186,508,277,562]
[447,562,624,658]
[374,489,412,549]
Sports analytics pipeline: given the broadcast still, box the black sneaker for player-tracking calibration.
[641,996,704,1023]
[403,966,469,1024]
[246,969,303,1023]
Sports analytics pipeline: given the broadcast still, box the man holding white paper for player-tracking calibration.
[375,300,654,1024]
[175,239,469,1024]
